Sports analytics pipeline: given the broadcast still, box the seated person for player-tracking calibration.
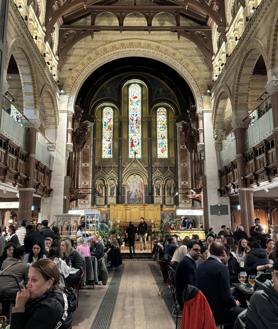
[0,247,28,318]
[0,242,15,269]
[11,259,71,329]
[23,242,46,265]
[171,244,187,269]
[244,241,272,275]
[245,258,278,329]
[163,237,178,260]
[76,237,91,258]
[48,247,70,288]
[60,238,84,286]
[90,235,104,260]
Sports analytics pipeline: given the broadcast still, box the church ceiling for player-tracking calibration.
[46,0,226,66]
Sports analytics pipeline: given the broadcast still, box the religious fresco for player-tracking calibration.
[102,107,113,158]
[157,107,168,158]
[126,174,144,204]
[128,83,142,158]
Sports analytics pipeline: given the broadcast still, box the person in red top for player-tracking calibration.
[181,285,217,329]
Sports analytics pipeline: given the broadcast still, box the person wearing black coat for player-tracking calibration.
[244,241,272,275]
[24,225,45,253]
[126,222,136,256]
[197,242,243,328]
[11,259,71,329]
[40,220,55,240]
[175,240,201,306]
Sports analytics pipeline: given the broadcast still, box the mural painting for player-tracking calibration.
[126,174,144,204]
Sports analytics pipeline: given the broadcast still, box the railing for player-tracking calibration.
[246,108,273,148]
[35,133,54,169]
[219,132,237,166]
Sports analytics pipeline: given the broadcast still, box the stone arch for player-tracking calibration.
[233,39,268,114]
[5,39,39,125]
[39,84,58,141]
[66,39,205,115]
[213,87,233,134]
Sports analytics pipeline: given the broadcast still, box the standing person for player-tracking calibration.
[175,240,201,306]
[126,222,136,256]
[16,219,27,246]
[0,227,5,256]
[197,242,243,328]
[7,225,20,247]
[137,217,148,251]
[40,220,55,240]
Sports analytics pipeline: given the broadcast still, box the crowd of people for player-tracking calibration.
[153,218,278,329]
[0,219,122,328]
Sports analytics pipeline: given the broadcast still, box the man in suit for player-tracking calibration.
[175,240,201,306]
[197,242,243,328]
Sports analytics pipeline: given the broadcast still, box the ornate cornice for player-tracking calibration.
[213,0,272,87]
[8,2,58,92]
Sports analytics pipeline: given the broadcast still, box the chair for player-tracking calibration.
[167,265,181,329]
[157,259,170,283]
[70,268,84,307]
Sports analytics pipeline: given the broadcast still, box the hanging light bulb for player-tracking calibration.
[83,0,87,9]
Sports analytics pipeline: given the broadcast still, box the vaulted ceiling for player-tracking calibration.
[45,0,226,67]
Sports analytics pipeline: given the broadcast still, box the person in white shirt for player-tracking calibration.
[16,220,27,246]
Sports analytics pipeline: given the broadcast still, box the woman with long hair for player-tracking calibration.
[23,242,45,265]
[11,258,71,329]
[235,238,251,268]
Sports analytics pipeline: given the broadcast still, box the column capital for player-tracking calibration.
[213,128,225,142]
[266,68,278,95]
[232,112,250,130]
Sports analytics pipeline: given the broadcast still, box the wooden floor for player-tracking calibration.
[73,260,175,329]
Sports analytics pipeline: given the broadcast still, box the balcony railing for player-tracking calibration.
[35,133,54,169]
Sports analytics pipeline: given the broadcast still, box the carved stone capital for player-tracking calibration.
[213,128,225,142]
[232,111,250,129]
[266,70,278,95]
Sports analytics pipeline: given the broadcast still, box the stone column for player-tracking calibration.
[203,101,231,232]
[233,116,253,232]
[266,70,278,165]
[176,121,191,207]
[40,95,69,222]
[18,127,37,223]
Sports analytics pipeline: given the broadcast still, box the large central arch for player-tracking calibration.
[64,39,207,113]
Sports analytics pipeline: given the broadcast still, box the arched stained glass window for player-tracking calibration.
[128,83,142,158]
[102,107,113,158]
[157,107,168,158]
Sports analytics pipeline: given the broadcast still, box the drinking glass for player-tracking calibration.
[238,271,247,286]
[248,275,256,288]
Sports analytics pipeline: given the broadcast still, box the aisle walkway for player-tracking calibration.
[109,260,175,329]
[73,260,175,329]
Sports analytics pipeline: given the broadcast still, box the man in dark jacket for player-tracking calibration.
[197,242,243,328]
[24,225,45,253]
[246,258,278,328]
[126,222,136,256]
[137,217,148,250]
[40,220,55,240]
[175,240,201,306]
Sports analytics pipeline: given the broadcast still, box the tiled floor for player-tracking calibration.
[72,260,175,329]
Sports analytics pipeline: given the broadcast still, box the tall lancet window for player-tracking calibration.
[128,83,142,158]
[102,107,113,158]
[157,107,168,158]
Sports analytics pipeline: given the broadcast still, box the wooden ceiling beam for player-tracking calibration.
[45,0,226,42]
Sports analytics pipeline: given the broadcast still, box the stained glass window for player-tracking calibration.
[157,107,168,158]
[102,107,113,158]
[128,83,142,158]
